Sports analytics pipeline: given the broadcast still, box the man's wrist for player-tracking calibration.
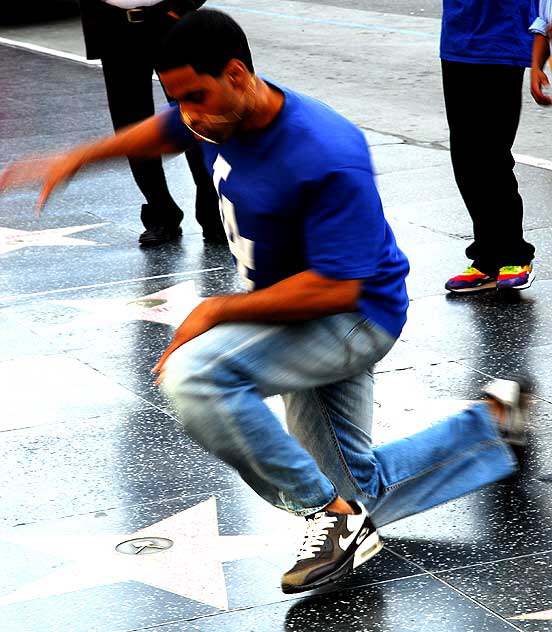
[202,295,233,325]
[65,147,92,173]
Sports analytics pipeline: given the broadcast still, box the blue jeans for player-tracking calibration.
[162,313,517,526]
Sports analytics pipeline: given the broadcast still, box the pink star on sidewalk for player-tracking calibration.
[52,280,202,327]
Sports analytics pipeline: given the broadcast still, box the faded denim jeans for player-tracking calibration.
[162,313,516,526]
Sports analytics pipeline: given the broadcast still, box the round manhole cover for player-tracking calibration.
[116,537,174,555]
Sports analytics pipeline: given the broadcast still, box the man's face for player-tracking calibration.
[160,63,251,144]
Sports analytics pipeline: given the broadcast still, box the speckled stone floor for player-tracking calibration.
[2,39,552,632]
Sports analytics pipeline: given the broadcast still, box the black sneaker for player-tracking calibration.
[281,500,382,594]
[482,376,532,447]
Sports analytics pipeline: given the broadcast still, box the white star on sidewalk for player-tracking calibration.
[50,280,202,327]
[0,223,108,255]
[511,609,552,620]
[0,496,296,611]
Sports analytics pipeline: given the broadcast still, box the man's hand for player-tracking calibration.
[531,67,552,105]
[0,112,179,215]
[152,297,224,384]
[0,150,87,214]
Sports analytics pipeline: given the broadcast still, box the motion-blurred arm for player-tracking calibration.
[0,110,183,212]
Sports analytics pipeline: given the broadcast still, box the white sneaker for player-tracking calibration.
[482,376,531,446]
[281,500,382,594]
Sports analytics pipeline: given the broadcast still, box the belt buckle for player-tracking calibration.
[127,8,145,23]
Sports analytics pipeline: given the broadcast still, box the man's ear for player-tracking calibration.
[224,59,250,87]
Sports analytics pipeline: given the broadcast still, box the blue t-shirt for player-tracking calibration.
[164,81,410,338]
[440,0,536,66]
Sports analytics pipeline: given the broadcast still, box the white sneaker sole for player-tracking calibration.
[353,531,383,568]
[497,268,535,291]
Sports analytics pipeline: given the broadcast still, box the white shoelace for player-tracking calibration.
[296,512,338,561]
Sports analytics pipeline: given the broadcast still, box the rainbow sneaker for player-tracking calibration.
[445,265,497,293]
[496,265,535,291]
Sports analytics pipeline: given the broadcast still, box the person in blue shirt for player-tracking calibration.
[442,0,537,293]
[0,9,529,594]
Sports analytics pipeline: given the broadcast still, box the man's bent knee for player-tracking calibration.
[160,345,217,414]
[160,343,252,458]
[160,341,244,422]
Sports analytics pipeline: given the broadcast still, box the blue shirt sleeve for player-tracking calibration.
[303,167,386,280]
[162,103,194,151]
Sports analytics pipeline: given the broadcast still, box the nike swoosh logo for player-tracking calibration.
[338,530,356,551]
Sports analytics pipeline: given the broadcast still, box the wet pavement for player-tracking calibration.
[2,3,552,631]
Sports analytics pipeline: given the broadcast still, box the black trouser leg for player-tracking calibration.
[101,46,182,230]
[442,60,535,275]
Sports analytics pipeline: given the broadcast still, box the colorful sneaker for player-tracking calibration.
[281,500,382,594]
[445,265,497,293]
[496,265,535,290]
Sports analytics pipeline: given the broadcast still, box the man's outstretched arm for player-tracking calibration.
[0,110,183,211]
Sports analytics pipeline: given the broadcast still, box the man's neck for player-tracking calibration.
[241,77,285,132]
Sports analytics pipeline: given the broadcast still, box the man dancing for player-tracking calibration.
[0,9,528,594]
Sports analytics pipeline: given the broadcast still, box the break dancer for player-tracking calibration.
[0,9,529,594]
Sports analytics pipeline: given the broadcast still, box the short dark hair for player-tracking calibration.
[157,9,254,76]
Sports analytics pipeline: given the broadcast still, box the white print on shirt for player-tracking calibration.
[212,154,255,289]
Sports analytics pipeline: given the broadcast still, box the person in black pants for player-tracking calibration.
[441,1,536,293]
[79,0,225,246]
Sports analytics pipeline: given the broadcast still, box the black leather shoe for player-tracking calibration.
[202,227,227,244]
[139,225,183,246]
